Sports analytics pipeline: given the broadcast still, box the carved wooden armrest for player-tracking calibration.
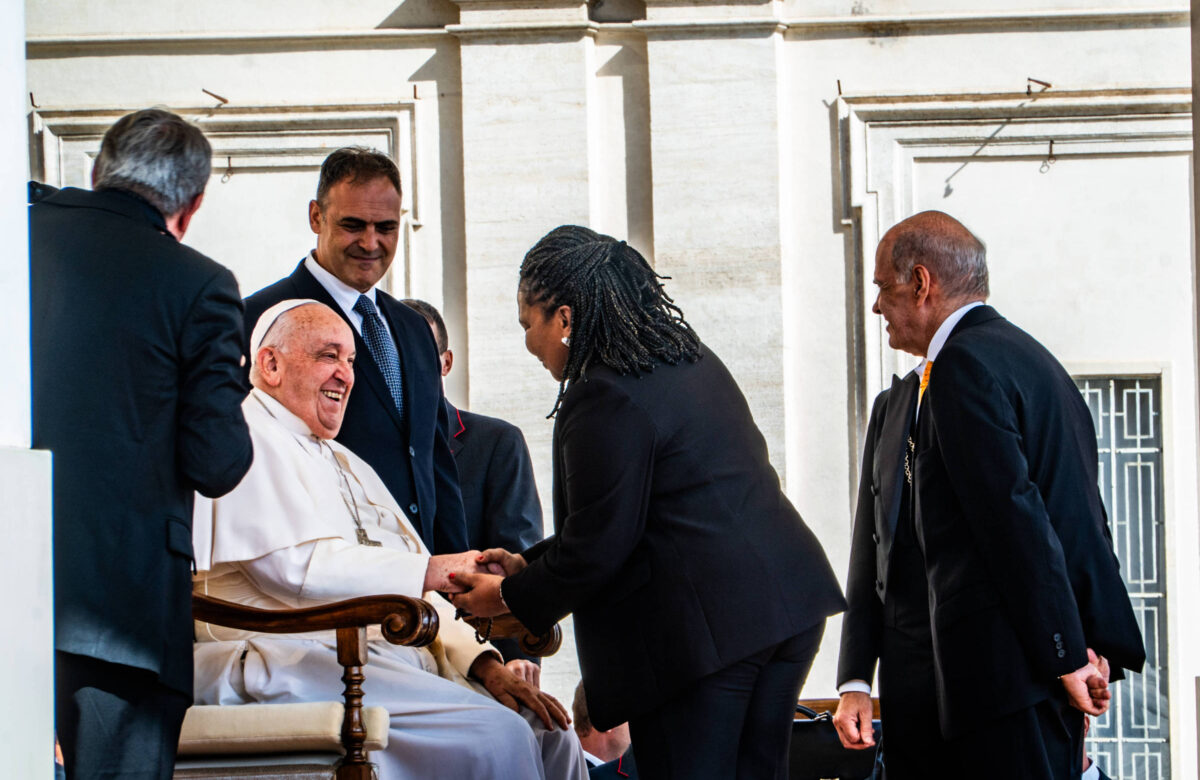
[192,593,439,780]
[459,613,562,657]
[192,592,438,647]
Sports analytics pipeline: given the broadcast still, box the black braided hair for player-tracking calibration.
[519,225,701,417]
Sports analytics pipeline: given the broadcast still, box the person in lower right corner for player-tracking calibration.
[573,682,637,780]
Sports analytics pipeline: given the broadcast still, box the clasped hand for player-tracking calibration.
[1061,648,1111,716]
[443,548,527,618]
[423,550,493,594]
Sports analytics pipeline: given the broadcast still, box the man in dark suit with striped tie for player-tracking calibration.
[243,148,468,554]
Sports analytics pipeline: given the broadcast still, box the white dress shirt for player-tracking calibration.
[304,252,393,340]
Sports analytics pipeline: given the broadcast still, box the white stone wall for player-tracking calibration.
[23,1,1195,772]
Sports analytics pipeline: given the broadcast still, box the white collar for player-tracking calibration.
[917,300,983,375]
[581,750,604,768]
[249,387,322,448]
[305,251,379,313]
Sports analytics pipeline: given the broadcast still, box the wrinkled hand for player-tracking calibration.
[446,571,507,617]
[833,691,875,750]
[1061,648,1111,716]
[469,655,568,730]
[424,551,488,593]
[505,659,541,688]
[477,548,528,577]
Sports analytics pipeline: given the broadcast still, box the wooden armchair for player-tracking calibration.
[175,594,561,780]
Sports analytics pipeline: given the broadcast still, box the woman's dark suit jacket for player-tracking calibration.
[502,345,845,729]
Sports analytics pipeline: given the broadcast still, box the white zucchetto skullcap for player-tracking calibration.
[249,298,322,366]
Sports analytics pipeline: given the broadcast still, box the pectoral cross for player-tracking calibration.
[356,528,382,547]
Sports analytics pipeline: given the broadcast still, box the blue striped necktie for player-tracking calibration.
[353,294,405,421]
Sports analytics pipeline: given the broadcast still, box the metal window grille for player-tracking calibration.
[1076,376,1169,779]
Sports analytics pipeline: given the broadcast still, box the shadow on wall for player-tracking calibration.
[379,0,460,29]
[591,0,646,23]
[376,0,647,27]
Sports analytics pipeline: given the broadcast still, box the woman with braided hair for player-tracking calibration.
[452,225,845,779]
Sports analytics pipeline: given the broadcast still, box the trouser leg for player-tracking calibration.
[945,694,1083,780]
[737,622,824,780]
[630,624,825,780]
[877,626,947,780]
[56,651,190,780]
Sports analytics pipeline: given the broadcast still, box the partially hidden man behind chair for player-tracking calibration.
[192,299,587,780]
[243,147,468,554]
[402,298,544,665]
[833,211,1145,779]
[573,682,638,780]
[30,109,253,779]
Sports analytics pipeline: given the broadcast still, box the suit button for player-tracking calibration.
[872,533,880,544]
[408,446,416,457]
[1053,633,1062,642]
[870,484,879,496]
[409,503,419,514]
[875,579,883,590]
[1057,649,1066,658]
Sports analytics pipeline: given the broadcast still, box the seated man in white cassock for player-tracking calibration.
[191,299,587,780]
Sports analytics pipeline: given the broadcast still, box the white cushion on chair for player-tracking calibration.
[178,703,389,755]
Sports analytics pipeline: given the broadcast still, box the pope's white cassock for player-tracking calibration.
[192,388,586,780]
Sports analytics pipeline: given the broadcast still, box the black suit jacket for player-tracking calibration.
[837,372,921,691]
[841,305,1144,738]
[31,186,253,695]
[445,400,543,553]
[503,345,846,729]
[243,262,468,553]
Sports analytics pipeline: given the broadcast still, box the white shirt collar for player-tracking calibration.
[1081,761,1099,780]
[249,387,321,449]
[581,750,604,768]
[917,300,984,375]
[304,252,380,333]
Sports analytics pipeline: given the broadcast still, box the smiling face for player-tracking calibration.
[310,176,402,293]
[258,305,356,439]
[517,292,571,382]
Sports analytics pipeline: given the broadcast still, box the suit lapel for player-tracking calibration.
[287,264,408,436]
[878,372,919,541]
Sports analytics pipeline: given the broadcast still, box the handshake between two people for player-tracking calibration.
[423,548,569,729]
[832,648,1114,751]
[424,548,529,618]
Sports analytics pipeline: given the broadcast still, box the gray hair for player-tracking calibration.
[890,217,989,300]
[92,108,212,217]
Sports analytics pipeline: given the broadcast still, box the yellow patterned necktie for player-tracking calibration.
[919,360,933,403]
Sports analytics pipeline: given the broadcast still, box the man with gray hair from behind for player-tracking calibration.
[31,108,253,779]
